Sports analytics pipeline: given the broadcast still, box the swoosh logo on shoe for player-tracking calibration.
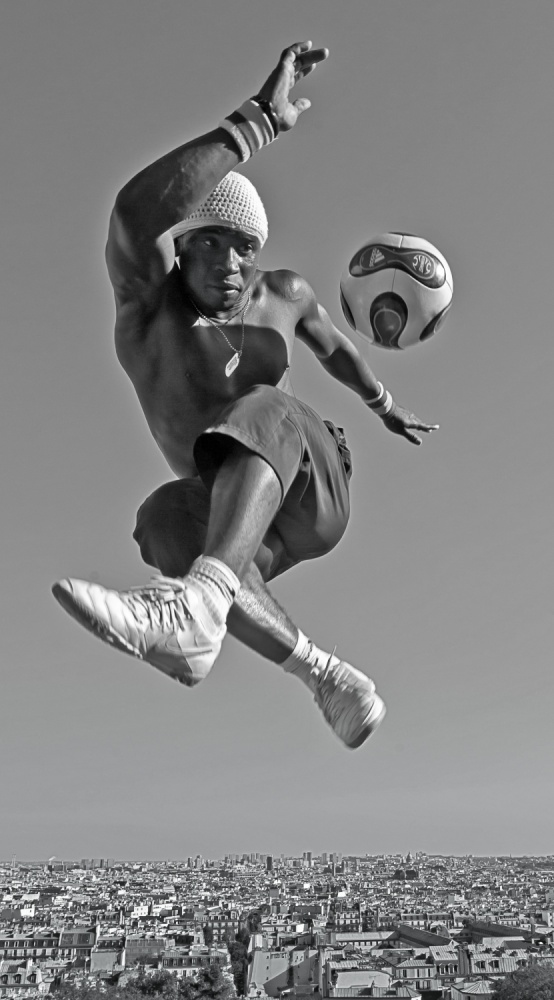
[154,633,216,659]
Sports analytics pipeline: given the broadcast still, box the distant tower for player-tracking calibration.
[266,855,273,872]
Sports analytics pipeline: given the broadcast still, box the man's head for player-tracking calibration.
[172,172,268,313]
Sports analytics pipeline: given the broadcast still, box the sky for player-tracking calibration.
[2,0,554,862]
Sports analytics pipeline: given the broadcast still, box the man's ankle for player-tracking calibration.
[281,630,340,689]
[187,556,240,633]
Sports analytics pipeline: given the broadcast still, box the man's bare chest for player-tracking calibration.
[116,279,295,474]
[135,289,292,401]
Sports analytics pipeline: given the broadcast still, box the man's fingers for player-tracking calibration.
[283,40,313,57]
[300,47,329,66]
[408,418,439,433]
[281,42,329,70]
[281,41,310,65]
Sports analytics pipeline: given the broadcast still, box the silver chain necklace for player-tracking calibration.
[192,292,251,377]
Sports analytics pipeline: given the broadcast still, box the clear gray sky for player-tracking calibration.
[2,0,553,861]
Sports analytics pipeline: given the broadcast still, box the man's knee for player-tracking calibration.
[133,479,210,576]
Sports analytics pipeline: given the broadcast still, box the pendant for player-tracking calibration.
[225,352,240,377]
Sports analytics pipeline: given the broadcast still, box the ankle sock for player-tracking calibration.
[187,556,240,633]
[281,629,340,688]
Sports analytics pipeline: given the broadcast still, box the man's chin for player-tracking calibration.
[186,280,245,314]
[210,286,244,310]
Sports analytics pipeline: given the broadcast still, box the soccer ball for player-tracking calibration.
[339,232,453,349]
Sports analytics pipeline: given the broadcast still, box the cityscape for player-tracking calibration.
[2,852,554,998]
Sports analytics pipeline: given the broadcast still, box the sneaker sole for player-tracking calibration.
[345,695,387,749]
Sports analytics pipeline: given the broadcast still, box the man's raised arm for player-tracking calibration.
[105,41,329,311]
[106,131,241,311]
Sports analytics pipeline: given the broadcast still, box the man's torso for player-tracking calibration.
[114,267,301,477]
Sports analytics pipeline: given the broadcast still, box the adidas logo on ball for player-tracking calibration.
[369,247,385,267]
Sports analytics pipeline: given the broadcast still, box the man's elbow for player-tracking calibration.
[111,191,136,230]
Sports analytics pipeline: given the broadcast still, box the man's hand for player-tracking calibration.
[256,41,329,132]
[380,403,439,446]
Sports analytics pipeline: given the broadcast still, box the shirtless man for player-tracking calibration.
[52,42,438,750]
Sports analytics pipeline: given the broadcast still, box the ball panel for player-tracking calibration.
[420,300,452,342]
[369,292,407,349]
[340,267,394,341]
[391,269,452,316]
[391,270,451,348]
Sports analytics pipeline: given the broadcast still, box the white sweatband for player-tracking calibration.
[365,381,386,407]
[219,98,278,163]
[365,382,394,416]
[372,391,394,416]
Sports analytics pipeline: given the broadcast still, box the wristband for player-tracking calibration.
[364,381,386,408]
[365,382,394,416]
[252,96,280,136]
[372,392,394,416]
[219,98,278,163]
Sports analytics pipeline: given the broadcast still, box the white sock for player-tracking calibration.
[281,630,341,689]
[187,556,240,633]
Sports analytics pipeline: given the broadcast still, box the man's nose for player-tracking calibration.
[217,247,240,272]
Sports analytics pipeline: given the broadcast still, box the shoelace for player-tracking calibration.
[120,575,198,632]
[313,657,347,724]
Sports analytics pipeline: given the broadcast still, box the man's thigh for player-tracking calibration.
[133,478,287,581]
[193,385,352,577]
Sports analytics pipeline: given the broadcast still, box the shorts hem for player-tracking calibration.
[199,418,304,505]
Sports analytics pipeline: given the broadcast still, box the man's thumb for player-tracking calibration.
[293,97,311,116]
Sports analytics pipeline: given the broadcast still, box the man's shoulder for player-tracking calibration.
[261,268,314,306]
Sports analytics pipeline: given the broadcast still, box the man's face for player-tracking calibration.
[177,226,261,312]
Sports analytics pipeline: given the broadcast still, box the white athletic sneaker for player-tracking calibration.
[312,659,386,749]
[51,575,223,687]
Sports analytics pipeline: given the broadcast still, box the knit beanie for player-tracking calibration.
[172,171,268,248]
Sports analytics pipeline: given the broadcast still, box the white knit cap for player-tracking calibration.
[171,171,268,248]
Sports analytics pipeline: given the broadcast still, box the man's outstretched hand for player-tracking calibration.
[256,41,329,132]
[381,403,439,446]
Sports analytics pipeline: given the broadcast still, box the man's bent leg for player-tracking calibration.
[229,563,386,749]
[203,442,282,580]
[229,563,298,663]
[133,480,386,748]
[133,478,298,663]
[53,476,386,747]
[178,442,284,646]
